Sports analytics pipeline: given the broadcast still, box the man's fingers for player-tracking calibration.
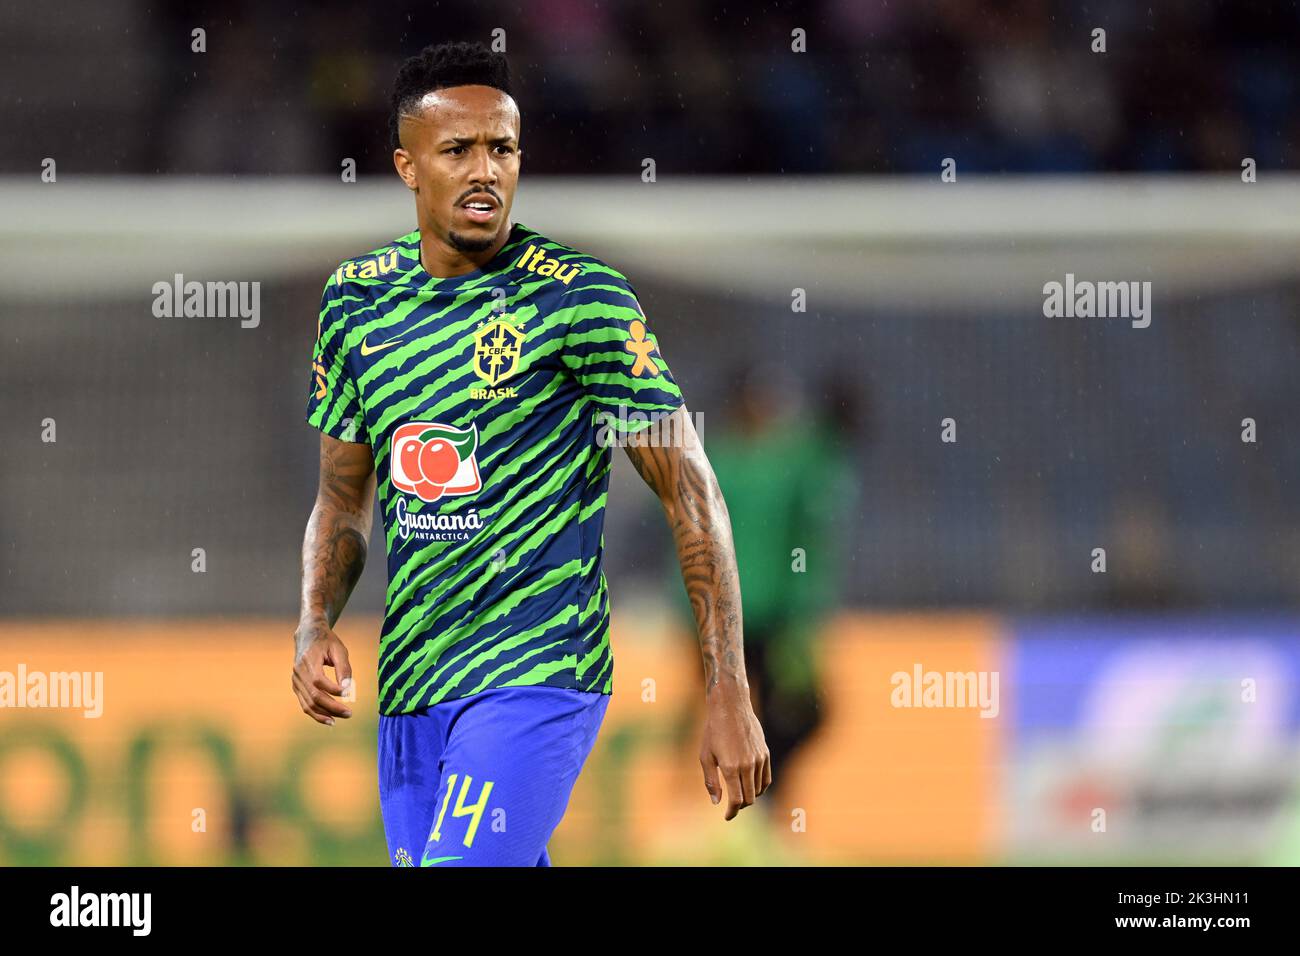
[699,753,721,806]
[293,670,351,721]
[722,766,745,821]
[751,751,768,798]
[740,762,757,810]
[307,686,353,718]
[303,704,335,725]
[760,751,773,795]
[328,639,353,685]
[312,671,345,696]
[291,679,336,725]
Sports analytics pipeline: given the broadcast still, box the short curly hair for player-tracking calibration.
[388,41,514,151]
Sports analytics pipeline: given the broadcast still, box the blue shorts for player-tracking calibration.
[377,685,610,866]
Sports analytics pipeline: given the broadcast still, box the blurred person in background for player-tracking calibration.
[684,362,862,812]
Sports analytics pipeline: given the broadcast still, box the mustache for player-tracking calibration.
[456,188,502,204]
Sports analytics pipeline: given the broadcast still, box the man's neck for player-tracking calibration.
[419,220,513,278]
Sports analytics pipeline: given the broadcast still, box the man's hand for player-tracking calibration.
[623,404,772,818]
[292,619,354,726]
[293,433,375,725]
[700,688,771,819]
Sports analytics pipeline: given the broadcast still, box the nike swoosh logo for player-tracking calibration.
[360,335,403,356]
[421,855,464,866]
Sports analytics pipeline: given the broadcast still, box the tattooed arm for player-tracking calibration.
[292,432,376,726]
[624,405,771,819]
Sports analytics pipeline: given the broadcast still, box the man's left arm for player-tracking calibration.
[624,405,771,819]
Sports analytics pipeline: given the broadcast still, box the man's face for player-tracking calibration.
[393,85,521,253]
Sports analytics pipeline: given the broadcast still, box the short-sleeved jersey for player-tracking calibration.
[306,222,684,715]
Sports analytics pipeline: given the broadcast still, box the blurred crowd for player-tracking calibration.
[4,0,1298,175]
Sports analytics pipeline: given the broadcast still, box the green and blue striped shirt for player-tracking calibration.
[306,222,684,715]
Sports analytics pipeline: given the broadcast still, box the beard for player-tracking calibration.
[447,229,497,253]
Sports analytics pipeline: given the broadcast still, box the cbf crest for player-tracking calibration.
[472,316,527,386]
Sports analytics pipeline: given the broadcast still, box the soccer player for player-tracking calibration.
[292,40,769,866]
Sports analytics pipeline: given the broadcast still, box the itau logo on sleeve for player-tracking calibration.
[391,421,482,503]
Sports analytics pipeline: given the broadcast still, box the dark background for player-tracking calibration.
[4,0,1299,176]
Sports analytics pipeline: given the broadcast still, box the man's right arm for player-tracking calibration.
[291,432,376,725]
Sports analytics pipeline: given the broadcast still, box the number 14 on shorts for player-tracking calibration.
[422,772,495,864]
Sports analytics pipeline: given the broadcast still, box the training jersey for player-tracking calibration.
[306,221,684,715]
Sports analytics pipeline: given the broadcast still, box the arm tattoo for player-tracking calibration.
[625,407,746,697]
[300,437,375,629]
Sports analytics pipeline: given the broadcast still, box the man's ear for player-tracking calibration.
[393,148,417,190]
